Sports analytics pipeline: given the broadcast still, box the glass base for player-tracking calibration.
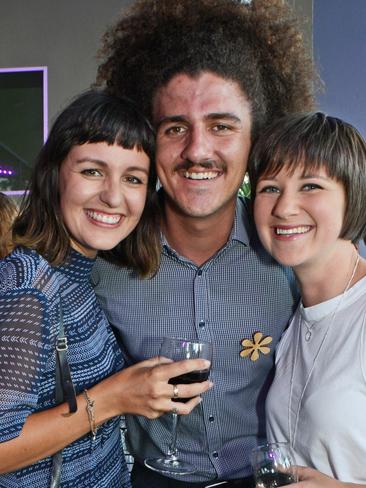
[144,456,197,475]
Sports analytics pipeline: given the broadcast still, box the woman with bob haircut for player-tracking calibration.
[250,112,366,488]
[0,90,212,487]
[0,192,17,258]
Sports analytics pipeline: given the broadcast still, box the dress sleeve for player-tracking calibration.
[0,262,53,443]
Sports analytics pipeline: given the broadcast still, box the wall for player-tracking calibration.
[0,0,130,125]
[314,0,366,255]
[314,0,366,137]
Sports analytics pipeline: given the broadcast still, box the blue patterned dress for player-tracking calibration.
[0,246,131,487]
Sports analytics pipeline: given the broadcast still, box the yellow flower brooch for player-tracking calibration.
[240,332,273,361]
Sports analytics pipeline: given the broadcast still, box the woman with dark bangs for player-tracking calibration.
[0,90,212,487]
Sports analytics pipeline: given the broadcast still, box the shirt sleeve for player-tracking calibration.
[0,265,52,442]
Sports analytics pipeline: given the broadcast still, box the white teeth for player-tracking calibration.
[184,171,218,180]
[86,210,121,224]
[276,226,311,235]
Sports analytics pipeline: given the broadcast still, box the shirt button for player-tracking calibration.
[212,451,219,458]
[199,320,205,328]
[209,415,214,422]
[197,269,203,276]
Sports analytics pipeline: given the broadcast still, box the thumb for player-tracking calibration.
[297,466,316,481]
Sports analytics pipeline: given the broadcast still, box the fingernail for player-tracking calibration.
[203,360,210,368]
[208,381,214,388]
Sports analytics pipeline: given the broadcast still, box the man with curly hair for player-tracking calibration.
[93,1,316,486]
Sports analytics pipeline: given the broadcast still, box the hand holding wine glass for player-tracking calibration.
[251,442,298,488]
[144,337,213,475]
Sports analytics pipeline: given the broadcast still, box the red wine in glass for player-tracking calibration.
[169,370,210,403]
[144,337,212,475]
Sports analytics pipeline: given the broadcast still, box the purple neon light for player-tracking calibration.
[4,190,28,197]
[0,169,14,176]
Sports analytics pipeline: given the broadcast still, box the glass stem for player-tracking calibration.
[167,412,180,459]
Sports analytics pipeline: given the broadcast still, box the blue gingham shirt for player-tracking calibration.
[92,197,297,483]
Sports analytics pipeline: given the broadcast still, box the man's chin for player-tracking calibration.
[171,200,236,220]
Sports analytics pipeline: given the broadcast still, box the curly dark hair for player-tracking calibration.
[96,0,318,137]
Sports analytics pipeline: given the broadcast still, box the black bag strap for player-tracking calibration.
[55,316,77,413]
[50,301,77,487]
[50,451,62,488]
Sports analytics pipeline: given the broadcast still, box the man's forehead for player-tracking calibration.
[155,71,247,97]
[152,71,250,121]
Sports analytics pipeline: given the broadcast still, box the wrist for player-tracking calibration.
[87,372,124,423]
[83,389,98,440]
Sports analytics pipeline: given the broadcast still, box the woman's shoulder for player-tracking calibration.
[0,247,58,297]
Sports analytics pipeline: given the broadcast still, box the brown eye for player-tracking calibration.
[81,169,102,177]
[212,124,230,132]
[165,126,186,136]
[124,175,143,184]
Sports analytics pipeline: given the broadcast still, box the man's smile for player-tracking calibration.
[183,170,221,180]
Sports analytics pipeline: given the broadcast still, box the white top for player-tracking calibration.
[266,276,366,483]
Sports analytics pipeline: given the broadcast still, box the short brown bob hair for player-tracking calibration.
[13,90,161,276]
[249,112,366,244]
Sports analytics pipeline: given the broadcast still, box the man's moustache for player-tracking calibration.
[175,160,225,171]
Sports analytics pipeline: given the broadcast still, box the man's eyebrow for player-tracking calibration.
[205,112,242,123]
[156,115,187,128]
[156,112,242,128]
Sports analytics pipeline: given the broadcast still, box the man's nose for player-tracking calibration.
[181,126,212,164]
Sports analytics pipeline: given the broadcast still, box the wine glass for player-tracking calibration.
[251,442,298,488]
[144,337,212,475]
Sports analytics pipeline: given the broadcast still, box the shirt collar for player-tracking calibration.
[230,197,251,246]
[161,197,251,251]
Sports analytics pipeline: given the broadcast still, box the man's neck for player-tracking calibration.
[161,201,236,267]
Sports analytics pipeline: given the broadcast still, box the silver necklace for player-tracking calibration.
[288,252,360,447]
[302,253,360,341]
[303,322,314,342]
